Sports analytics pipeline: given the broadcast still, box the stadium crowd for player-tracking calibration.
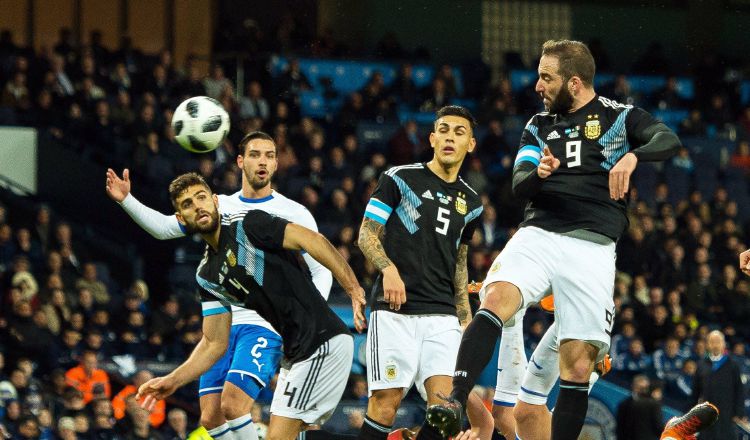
[0,24,749,438]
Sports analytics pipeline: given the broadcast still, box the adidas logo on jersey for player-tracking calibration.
[546,130,561,140]
[422,190,434,200]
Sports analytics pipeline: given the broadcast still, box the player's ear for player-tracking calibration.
[428,131,436,149]
[467,137,476,154]
[175,212,186,226]
[236,154,243,169]
[213,194,219,207]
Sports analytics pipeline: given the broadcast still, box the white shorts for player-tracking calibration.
[366,311,461,400]
[483,226,616,351]
[270,334,353,425]
[493,308,528,407]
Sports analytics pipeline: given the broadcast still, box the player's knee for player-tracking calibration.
[220,388,253,420]
[481,282,522,323]
[200,408,225,430]
[560,357,595,382]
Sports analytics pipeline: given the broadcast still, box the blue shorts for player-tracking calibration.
[198,325,283,399]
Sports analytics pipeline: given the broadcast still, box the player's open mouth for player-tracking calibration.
[197,213,210,222]
[442,147,455,154]
[257,170,268,178]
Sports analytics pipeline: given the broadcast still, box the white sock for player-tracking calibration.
[207,422,235,439]
[227,413,258,440]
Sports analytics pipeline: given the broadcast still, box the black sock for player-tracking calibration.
[551,379,589,440]
[301,430,358,439]
[451,309,503,406]
[357,415,391,440]
[415,422,445,440]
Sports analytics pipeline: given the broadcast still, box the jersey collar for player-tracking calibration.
[239,191,274,203]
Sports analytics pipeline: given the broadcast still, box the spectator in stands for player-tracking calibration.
[704,94,733,129]
[0,224,15,272]
[276,58,311,100]
[651,76,686,110]
[56,416,77,440]
[390,63,418,106]
[616,375,662,440]
[112,370,165,428]
[679,109,708,136]
[75,263,109,305]
[614,338,652,380]
[64,350,110,404]
[239,80,270,121]
[419,77,451,112]
[202,64,231,100]
[670,147,694,173]
[653,336,686,383]
[693,330,746,439]
[600,74,635,105]
[388,120,427,165]
[162,408,188,439]
[730,140,750,170]
[686,263,718,321]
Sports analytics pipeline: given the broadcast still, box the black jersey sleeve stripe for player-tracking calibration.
[301,341,329,409]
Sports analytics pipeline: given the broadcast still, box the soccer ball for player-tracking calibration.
[171,96,230,153]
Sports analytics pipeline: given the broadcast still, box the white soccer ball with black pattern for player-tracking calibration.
[171,96,230,153]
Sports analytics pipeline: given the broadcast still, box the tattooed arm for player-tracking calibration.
[454,244,472,328]
[358,217,406,311]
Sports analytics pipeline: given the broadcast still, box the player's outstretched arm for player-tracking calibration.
[283,223,367,332]
[357,217,407,311]
[454,244,472,328]
[105,168,186,240]
[739,249,750,276]
[136,312,230,409]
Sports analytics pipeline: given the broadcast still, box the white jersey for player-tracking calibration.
[119,190,333,333]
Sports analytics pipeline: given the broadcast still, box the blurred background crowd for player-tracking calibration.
[1,2,750,439]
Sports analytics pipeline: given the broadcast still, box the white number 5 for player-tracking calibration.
[436,207,450,235]
[566,140,581,168]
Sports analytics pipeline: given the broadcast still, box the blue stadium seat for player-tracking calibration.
[412,64,435,89]
[628,75,666,95]
[741,81,750,106]
[594,73,615,88]
[510,70,537,92]
[299,90,328,118]
[653,110,689,133]
[356,122,401,153]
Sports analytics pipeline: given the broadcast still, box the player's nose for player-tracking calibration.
[535,79,544,92]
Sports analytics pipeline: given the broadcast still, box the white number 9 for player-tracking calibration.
[566,140,582,168]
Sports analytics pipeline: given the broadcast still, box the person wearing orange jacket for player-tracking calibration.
[64,350,111,404]
[112,369,165,427]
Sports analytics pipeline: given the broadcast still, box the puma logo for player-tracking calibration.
[252,358,264,371]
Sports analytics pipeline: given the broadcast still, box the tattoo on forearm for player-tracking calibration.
[454,245,471,325]
[358,218,394,271]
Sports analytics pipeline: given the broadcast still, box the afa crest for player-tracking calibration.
[385,361,398,381]
[455,192,467,215]
[585,115,600,139]
[226,249,237,267]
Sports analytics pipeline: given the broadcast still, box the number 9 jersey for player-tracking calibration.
[514,95,664,241]
[364,163,483,315]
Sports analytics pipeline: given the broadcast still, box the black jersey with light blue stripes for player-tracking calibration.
[364,163,483,315]
[196,209,348,363]
[513,95,661,240]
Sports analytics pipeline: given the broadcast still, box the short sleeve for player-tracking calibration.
[364,171,401,225]
[242,209,290,250]
[514,116,544,168]
[199,287,231,317]
[626,107,662,148]
[460,206,483,244]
